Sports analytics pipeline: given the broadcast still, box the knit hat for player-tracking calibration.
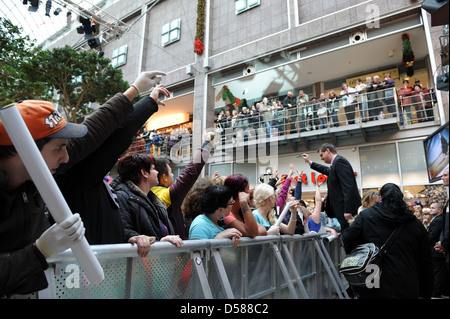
[0,100,87,145]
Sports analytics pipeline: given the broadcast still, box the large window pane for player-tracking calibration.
[161,34,169,46]
[360,144,400,188]
[234,163,257,186]
[235,0,247,13]
[398,140,429,185]
[209,163,232,178]
[111,45,127,68]
[248,0,260,7]
[161,19,180,46]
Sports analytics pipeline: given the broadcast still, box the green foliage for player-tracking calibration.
[401,33,415,77]
[21,45,129,121]
[222,86,236,104]
[0,17,38,107]
[1,18,130,121]
[195,0,206,41]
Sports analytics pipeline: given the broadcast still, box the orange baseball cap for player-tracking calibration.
[0,100,87,145]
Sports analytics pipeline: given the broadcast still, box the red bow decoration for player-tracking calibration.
[194,39,204,55]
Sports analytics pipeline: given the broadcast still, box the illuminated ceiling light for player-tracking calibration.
[146,113,190,130]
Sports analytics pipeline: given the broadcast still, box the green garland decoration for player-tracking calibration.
[194,0,206,55]
[222,85,241,107]
[402,33,415,77]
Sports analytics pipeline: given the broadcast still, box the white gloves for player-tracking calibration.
[36,213,85,258]
[132,70,167,93]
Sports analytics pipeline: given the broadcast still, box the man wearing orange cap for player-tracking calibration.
[0,71,165,298]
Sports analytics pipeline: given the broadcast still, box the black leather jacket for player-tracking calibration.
[343,203,434,299]
[0,93,134,297]
[113,178,175,241]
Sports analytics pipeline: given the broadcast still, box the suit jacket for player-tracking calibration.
[441,199,449,257]
[428,214,445,258]
[311,155,361,223]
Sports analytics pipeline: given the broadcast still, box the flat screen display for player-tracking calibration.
[423,121,449,183]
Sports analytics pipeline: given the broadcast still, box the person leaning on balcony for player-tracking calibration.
[189,185,242,247]
[397,79,413,124]
[328,91,340,127]
[367,75,386,121]
[415,79,434,121]
[260,97,273,138]
[317,94,328,129]
[0,70,165,298]
[383,73,396,118]
[412,84,426,122]
[282,91,297,134]
[354,78,368,123]
[297,90,309,132]
[339,83,357,125]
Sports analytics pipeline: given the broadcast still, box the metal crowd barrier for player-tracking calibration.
[37,234,348,299]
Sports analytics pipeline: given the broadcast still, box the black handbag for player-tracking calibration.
[340,224,404,287]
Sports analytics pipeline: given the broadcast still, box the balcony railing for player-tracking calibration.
[123,132,193,160]
[214,87,439,145]
[123,87,440,159]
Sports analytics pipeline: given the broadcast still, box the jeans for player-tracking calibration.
[319,117,327,129]
[360,100,368,122]
[264,120,273,138]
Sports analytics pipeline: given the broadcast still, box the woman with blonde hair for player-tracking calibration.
[252,183,298,235]
[357,190,380,214]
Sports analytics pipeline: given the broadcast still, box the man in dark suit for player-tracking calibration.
[302,143,361,231]
[436,168,449,266]
[428,201,449,298]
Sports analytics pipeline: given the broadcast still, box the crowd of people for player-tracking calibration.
[0,69,448,300]
[123,74,436,155]
[125,127,193,159]
[214,75,436,141]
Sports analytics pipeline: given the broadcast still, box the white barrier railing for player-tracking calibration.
[38,234,348,299]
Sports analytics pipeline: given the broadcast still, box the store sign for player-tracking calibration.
[281,171,357,184]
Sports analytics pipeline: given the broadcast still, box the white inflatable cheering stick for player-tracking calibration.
[0,105,104,284]
[274,202,291,227]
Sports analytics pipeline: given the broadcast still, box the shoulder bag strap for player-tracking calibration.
[379,223,406,257]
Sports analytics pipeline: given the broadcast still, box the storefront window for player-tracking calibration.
[398,140,429,185]
[234,163,257,185]
[360,144,400,188]
[209,163,232,178]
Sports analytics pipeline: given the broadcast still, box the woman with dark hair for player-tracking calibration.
[112,153,183,257]
[189,185,242,247]
[181,177,212,230]
[223,174,266,237]
[342,183,434,299]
